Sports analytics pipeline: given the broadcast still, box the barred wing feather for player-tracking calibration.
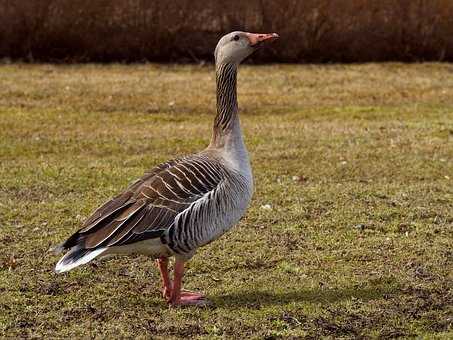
[61,155,226,252]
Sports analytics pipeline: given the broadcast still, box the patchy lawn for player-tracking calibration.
[0,63,452,338]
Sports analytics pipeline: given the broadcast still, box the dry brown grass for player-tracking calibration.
[1,1,453,62]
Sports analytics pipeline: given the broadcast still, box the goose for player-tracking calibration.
[54,31,279,306]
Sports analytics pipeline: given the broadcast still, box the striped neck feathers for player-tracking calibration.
[211,62,239,146]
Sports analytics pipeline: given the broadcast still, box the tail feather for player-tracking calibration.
[55,247,107,273]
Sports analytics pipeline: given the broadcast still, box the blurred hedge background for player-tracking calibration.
[1,0,453,63]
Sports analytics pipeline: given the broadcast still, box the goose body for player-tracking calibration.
[55,31,278,305]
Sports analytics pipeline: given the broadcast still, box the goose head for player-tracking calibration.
[214,31,279,65]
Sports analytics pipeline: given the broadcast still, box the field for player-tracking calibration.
[0,63,452,338]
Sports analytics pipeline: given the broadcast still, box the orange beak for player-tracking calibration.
[246,32,279,47]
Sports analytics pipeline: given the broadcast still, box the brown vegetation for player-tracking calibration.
[1,0,453,62]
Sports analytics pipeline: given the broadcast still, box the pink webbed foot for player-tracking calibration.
[168,260,210,307]
[171,290,210,307]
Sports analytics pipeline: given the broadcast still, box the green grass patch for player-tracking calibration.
[0,63,452,338]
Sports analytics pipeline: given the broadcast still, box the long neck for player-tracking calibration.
[210,62,239,148]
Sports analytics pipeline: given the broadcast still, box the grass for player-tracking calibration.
[0,63,452,338]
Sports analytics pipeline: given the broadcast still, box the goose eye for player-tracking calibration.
[233,35,240,41]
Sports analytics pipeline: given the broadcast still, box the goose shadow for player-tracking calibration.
[210,286,397,308]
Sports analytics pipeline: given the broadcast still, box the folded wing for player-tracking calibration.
[60,155,225,252]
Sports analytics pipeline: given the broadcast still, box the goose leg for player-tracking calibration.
[156,257,172,301]
[169,259,208,306]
